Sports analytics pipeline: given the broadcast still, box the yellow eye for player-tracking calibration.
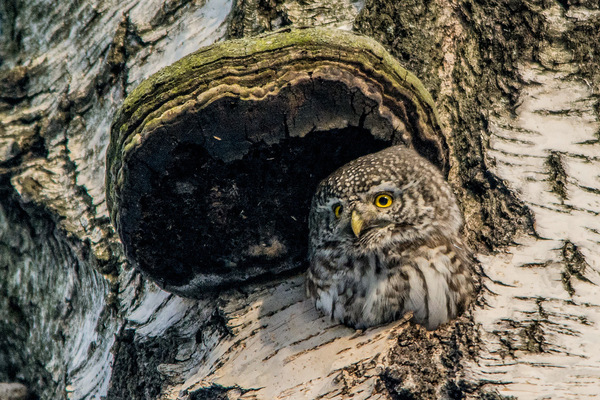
[374,193,393,208]
[333,204,343,218]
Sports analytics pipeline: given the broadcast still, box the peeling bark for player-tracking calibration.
[0,1,599,400]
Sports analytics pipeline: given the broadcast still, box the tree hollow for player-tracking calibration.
[106,27,447,296]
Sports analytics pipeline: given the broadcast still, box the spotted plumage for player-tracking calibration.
[306,146,475,330]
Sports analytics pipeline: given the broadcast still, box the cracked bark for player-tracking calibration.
[0,1,599,399]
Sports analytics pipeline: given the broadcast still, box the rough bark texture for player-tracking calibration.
[0,1,598,400]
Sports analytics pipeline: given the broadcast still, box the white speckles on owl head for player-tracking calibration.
[309,146,462,255]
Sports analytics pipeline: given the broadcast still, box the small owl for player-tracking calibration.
[306,146,475,330]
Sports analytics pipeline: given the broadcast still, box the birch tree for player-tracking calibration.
[0,0,599,399]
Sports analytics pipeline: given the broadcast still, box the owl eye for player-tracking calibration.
[333,204,343,219]
[374,193,393,208]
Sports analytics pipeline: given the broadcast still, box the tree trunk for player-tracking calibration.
[0,1,598,399]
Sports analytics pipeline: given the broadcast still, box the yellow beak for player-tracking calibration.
[351,210,364,238]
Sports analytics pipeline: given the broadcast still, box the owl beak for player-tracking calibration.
[351,210,364,237]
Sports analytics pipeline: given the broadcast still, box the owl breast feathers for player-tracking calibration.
[306,146,475,330]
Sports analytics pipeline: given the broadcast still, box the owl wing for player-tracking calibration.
[386,239,475,330]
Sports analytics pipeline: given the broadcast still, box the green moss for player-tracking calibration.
[118,27,437,122]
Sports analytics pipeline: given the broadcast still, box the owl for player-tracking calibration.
[306,146,475,330]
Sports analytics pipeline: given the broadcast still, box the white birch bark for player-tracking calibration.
[473,5,600,398]
[0,1,598,399]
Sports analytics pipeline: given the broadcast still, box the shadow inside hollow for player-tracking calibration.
[136,127,390,291]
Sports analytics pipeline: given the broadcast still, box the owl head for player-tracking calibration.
[309,146,463,256]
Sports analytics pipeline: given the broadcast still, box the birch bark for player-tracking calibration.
[0,1,598,399]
